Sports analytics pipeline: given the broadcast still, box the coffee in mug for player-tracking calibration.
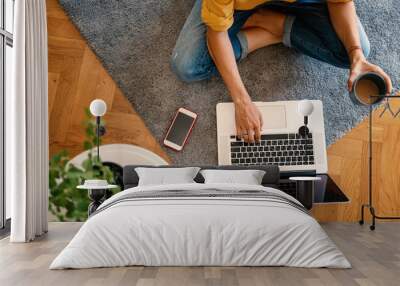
[355,78,380,105]
[350,72,387,106]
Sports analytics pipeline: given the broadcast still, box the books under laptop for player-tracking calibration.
[216,100,328,174]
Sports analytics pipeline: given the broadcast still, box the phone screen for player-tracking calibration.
[166,112,195,146]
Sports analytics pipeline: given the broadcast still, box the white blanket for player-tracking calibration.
[50,183,350,269]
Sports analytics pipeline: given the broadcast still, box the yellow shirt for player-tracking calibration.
[202,0,352,31]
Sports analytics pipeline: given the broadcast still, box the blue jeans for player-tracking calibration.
[171,0,370,82]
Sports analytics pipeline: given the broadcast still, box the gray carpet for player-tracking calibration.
[59,0,399,165]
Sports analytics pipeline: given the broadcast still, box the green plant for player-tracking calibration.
[49,109,120,221]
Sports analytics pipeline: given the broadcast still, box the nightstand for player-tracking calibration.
[77,180,118,216]
[279,174,349,208]
[289,176,321,210]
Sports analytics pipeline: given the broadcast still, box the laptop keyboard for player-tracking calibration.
[230,133,314,167]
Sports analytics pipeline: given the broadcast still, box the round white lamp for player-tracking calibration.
[90,99,107,117]
[89,99,107,158]
[297,100,314,117]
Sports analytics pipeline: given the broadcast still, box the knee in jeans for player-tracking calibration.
[170,52,202,83]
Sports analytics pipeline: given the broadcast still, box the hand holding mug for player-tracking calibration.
[348,57,392,95]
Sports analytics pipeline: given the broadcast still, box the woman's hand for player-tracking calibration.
[348,51,392,93]
[234,99,263,143]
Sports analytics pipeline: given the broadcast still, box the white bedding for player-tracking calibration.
[50,183,351,269]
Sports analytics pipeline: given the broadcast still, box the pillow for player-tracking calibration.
[200,169,266,185]
[135,167,200,186]
[123,165,280,189]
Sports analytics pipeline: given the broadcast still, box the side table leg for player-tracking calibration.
[370,206,376,231]
[87,189,106,216]
[359,204,367,225]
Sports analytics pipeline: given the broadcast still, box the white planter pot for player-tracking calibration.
[69,144,168,167]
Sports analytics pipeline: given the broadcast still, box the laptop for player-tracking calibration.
[216,100,328,174]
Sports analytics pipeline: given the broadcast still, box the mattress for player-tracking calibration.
[50,183,350,269]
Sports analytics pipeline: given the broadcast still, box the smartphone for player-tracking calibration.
[164,108,197,151]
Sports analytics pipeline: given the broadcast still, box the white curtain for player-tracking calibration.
[9,0,49,242]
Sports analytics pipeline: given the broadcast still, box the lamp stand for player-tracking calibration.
[96,116,100,159]
[298,116,309,137]
[359,95,400,230]
[94,116,107,160]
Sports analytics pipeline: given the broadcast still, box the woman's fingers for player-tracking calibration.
[348,70,358,92]
[243,123,261,143]
[254,126,261,142]
[247,127,255,143]
[237,126,251,142]
[259,110,264,128]
[236,126,243,139]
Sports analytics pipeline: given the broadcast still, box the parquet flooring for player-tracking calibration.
[47,0,169,163]
[314,99,400,222]
[47,0,400,222]
[1,222,400,286]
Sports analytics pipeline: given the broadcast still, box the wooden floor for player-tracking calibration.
[313,99,400,222]
[0,222,399,286]
[47,0,169,163]
[47,0,400,222]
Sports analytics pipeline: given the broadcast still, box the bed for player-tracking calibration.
[50,165,350,269]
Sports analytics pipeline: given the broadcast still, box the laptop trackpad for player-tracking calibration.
[259,105,287,129]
